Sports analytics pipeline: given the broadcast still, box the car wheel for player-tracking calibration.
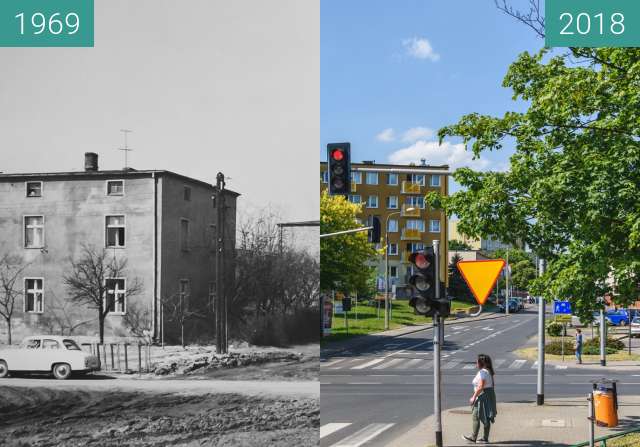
[0,360,8,378]
[620,320,626,326]
[52,363,72,380]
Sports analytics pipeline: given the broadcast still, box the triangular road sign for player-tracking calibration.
[457,259,506,305]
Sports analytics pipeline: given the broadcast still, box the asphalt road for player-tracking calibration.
[320,307,640,447]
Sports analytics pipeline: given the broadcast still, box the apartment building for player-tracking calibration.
[0,153,238,342]
[321,159,449,297]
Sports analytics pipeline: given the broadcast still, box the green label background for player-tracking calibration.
[546,0,640,47]
[0,0,94,47]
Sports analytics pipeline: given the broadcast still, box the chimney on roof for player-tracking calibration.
[84,152,98,172]
[420,158,426,166]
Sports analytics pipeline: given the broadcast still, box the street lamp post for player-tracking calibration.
[384,207,415,330]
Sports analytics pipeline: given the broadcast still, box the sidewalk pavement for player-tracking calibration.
[321,311,508,358]
[387,396,640,447]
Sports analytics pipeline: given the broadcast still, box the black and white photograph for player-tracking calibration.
[0,1,319,446]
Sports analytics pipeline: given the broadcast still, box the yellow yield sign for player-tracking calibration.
[457,259,506,305]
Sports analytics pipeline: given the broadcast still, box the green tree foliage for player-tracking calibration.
[448,253,474,302]
[427,48,640,318]
[449,239,473,251]
[320,191,380,293]
[490,248,537,292]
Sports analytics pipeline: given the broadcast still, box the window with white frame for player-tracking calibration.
[179,279,190,310]
[406,242,425,252]
[106,215,125,247]
[24,278,44,313]
[386,196,398,209]
[405,196,425,209]
[349,194,361,204]
[351,171,362,184]
[365,172,378,185]
[367,195,378,208]
[105,278,126,314]
[430,175,441,187]
[388,243,398,255]
[321,171,328,183]
[26,182,42,197]
[406,219,425,231]
[180,219,190,251]
[387,173,398,185]
[387,219,398,232]
[407,173,425,185]
[429,219,441,233]
[24,216,44,248]
[107,180,124,196]
[390,266,398,278]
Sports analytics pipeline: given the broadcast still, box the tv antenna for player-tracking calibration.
[118,129,134,169]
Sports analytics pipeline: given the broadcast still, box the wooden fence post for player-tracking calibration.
[124,344,128,372]
[138,343,142,374]
[102,344,107,371]
[110,344,115,370]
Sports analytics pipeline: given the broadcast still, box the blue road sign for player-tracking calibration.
[553,301,572,315]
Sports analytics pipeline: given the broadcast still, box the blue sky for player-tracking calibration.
[321,0,543,190]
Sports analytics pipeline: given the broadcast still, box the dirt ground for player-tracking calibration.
[0,386,318,446]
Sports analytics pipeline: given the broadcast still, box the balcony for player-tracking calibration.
[401,251,412,263]
[401,228,422,240]
[401,204,421,217]
[401,181,421,194]
[351,182,357,193]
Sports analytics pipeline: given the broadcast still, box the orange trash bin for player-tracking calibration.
[594,389,618,427]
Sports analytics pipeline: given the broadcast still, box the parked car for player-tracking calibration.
[631,317,640,337]
[0,335,100,380]
[498,300,519,313]
[606,310,630,326]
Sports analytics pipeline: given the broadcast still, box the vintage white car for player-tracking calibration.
[0,335,100,380]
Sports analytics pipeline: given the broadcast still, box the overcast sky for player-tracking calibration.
[0,0,319,225]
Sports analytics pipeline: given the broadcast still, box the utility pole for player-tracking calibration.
[215,172,228,354]
[600,305,606,366]
[537,258,545,406]
[433,239,443,447]
[118,129,134,169]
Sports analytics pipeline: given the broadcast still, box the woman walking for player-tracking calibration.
[462,354,498,444]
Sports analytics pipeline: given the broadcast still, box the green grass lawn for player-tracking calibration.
[322,299,479,344]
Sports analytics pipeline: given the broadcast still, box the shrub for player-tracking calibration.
[545,340,575,355]
[583,345,617,355]
[546,322,563,337]
[583,337,624,352]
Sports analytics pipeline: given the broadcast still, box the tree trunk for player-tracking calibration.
[6,317,11,345]
[181,320,185,348]
[99,314,105,344]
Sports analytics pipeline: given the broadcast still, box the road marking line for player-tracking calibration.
[443,360,461,369]
[330,423,395,447]
[492,359,506,369]
[373,358,404,370]
[531,361,538,369]
[555,365,568,370]
[398,358,424,369]
[508,359,526,369]
[462,363,476,369]
[322,358,349,368]
[351,358,386,370]
[321,423,351,439]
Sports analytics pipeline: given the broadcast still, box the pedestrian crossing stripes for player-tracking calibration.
[321,422,395,447]
[321,356,573,372]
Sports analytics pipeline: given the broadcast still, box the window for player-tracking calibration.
[209,282,216,309]
[24,278,43,313]
[390,266,398,278]
[179,279,190,310]
[26,181,42,197]
[184,186,191,201]
[24,216,44,248]
[407,174,425,185]
[351,171,362,184]
[366,195,378,208]
[386,196,398,209]
[388,219,398,232]
[105,278,126,314]
[429,219,441,233]
[63,339,81,350]
[430,175,441,187]
[349,194,361,204]
[365,172,378,185]
[387,173,398,185]
[321,171,328,183]
[405,196,425,209]
[180,219,190,251]
[106,180,124,196]
[43,339,60,349]
[406,219,425,231]
[388,243,398,255]
[106,215,125,247]
[407,242,425,252]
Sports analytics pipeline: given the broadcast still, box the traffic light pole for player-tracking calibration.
[433,240,443,447]
[537,258,545,406]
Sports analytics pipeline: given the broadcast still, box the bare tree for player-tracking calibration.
[0,254,30,344]
[122,301,154,344]
[63,244,143,344]
[495,0,545,38]
[39,290,93,336]
[163,292,206,348]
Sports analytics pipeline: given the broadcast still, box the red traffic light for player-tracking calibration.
[410,253,431,270]
[331,149,345,161]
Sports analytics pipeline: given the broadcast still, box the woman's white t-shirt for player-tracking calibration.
[472,368,493,390]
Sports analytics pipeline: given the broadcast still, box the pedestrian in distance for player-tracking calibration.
[462,354,497,444]
[575,328,583,364]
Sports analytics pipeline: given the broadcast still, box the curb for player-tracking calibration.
[322,312,509,358]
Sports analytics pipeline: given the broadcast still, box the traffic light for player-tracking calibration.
[327,143,351,195]
[408,247,436,316]
[368,216,381,243]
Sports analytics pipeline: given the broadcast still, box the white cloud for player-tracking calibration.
[387,140,490,171]
[402,37,440,61]
[402,126,434,142]
[376,128,396,142]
